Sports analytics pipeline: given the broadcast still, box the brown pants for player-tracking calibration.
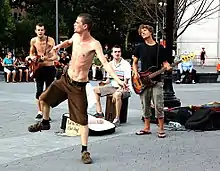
[40,73,88,125]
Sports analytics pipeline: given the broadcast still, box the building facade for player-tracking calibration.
[177,0,220,66]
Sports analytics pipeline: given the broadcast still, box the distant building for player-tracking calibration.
[177,1,220,66]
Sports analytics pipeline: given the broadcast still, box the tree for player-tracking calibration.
[0,0,16,49]
[120,0,220,39]
[176,0,219,38]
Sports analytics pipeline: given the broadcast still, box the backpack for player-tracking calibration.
[185,109,220,131]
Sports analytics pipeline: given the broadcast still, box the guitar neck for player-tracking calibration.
[149,67,166,79]
[148,62,177,79]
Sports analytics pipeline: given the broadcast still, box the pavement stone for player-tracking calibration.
[0,81,219,171]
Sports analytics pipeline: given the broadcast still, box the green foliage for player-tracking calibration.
[14,19,34,52]
[0,0,16,47]
[2,0,138,51]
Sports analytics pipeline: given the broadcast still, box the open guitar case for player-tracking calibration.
[60,113,116,136]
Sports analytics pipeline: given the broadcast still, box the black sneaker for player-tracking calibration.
[35,114,52,122]
[35,114,43,120]
[94,112,104,118]
[28,122,51,132]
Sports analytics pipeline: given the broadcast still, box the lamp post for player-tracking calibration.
[217,0,220,59]
[55,0,59,44]
[163,0,181,108]
[158,1,167,39]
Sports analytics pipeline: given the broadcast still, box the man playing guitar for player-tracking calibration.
[27,23,57,120]
[132,24,171,138]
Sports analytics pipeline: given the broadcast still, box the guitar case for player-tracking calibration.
[60,113,116,136]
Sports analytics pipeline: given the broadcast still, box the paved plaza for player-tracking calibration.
[0,81,219,171]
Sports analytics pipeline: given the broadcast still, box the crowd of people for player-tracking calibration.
[0,50,71,83]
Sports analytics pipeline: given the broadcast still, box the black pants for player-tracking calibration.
[176,69,196,82]
[35,66,56,99]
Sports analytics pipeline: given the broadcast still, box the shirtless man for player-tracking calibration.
[27,23,57,120]
[28,13,126,164]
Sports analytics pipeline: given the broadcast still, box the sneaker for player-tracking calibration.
[192,80,196,84]
[81,151,92,164]
[94,112,104,118]
[113,118,120,127]
[35,114,52,122]
[28,122,50,132]
[35,114,43,120]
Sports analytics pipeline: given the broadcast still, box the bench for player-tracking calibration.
[172,69,220,83]
[0,71,33,82]
[0,71,4,82]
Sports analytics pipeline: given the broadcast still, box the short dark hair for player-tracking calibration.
[78,13,93,31]
[112,45,121,50]
[36,23,44,27]
[138,24,154,35]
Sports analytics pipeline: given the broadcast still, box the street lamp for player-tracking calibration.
[55,0,59,44]
[163,0,181,108]
[158,1,167,40]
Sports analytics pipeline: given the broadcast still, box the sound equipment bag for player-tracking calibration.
[164,106,193,125]
[185,109,220,131]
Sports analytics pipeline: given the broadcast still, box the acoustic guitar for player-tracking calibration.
[28,56,44,78]
[132,60,181,94]
[28,36,49,78]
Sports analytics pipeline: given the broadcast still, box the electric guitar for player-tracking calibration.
[132,60,181,94]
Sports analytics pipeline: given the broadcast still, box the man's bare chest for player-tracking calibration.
[34,42,52,53]
[72,44,94,57]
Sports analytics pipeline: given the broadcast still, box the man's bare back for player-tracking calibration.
[68,34,98,82]
[30,36,55,66]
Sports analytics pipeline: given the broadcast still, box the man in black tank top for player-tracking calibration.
[200,47,207,68]
[132,24,171,138]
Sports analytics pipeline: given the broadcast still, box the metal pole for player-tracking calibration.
[217,0,220,59]
[156,21,159,41]
[55,0,59,44]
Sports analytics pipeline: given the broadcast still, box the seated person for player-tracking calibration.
[15,57,29,82]
[217,61,220,73]
[0,56,3,71]
[55,51,70,79]
[176,56,196,84]
[93,45,131,125]
[2,52,16,83]
[92,54,106,81]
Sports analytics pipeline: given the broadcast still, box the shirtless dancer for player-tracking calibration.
[27,23,56,120]
[28,13,126,164]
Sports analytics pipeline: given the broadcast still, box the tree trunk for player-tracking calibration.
[125,24,131,51]
[125,30,130,51]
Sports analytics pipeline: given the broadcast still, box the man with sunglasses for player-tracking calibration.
[27,23,57,121]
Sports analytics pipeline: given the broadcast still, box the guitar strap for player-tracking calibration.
[44,36,49,56]
[156,43,160,68]
[33,36,48,56]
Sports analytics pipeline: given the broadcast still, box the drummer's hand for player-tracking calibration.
[117,80,128,90]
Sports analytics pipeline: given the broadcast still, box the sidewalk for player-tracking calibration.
[0,82,219,171]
